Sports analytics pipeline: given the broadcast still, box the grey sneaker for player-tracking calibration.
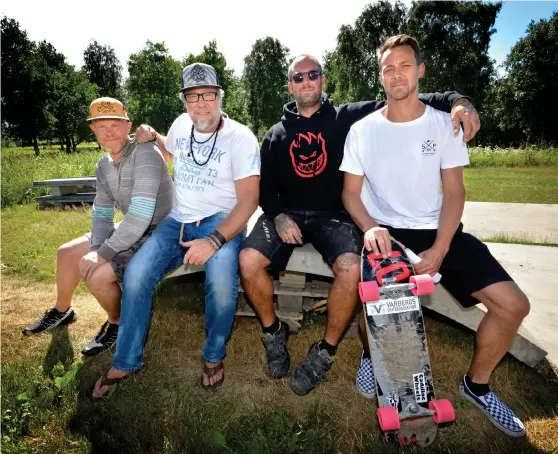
[290,343,334,396]
[261,320,290,378]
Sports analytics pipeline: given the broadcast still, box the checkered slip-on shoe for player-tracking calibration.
[355,351,376,399]
[459,375,525,437]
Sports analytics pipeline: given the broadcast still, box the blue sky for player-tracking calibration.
[2,1,557,76]
[490,1,558,70]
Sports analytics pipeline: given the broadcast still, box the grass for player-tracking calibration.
[464,167,558,204]
[1,145,104,208]
[479,233,558,248]
[1,145,557,209]
[1,144,558,452]
[2,273,558,453]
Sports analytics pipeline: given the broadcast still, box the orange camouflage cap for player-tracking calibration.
[87,97,129,122]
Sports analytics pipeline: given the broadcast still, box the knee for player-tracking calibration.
[85,269,111,294]
[509,293,530,320]
[57,241,77,261]
[239,248,267,279]
[332,253,361,284]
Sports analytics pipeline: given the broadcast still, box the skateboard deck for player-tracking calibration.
[359,239,454,447]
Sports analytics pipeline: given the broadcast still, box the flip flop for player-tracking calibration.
[201,362,225,391]
[90,371,132,401]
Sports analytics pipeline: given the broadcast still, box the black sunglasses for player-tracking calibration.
[291,69,322,84]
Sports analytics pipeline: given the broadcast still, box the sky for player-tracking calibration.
[2,0,557,77]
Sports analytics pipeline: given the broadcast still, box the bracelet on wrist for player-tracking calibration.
[208,234,222,248]
[210,229,226,246]
[206,237,220,251]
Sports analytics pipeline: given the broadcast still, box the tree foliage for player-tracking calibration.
[83,40,123,99]
[493,11,558,144]
[243,37,290,136]
[126,41,183,133]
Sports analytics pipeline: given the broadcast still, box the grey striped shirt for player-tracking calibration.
[91,138,174,261]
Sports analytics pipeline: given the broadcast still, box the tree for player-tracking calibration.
[325,0,500,116]
[407,1,501,108]
[48,67,99,153]
[324,1,407,105]
[1,17,40,153]
[126,41,183,132]
[83,40,123,99]
[243,37,290,136]
[493,11,558,144]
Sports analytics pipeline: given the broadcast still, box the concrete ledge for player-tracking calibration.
[165,208,554,368]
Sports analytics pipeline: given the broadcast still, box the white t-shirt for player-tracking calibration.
[165,114,260,223]
[340,105,469,229]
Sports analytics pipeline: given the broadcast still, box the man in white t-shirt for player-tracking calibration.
[91,63,260,398]
[341,35,529,437]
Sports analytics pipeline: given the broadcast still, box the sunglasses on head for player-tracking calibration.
[291,69,322,84]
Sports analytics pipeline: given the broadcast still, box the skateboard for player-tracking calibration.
[359,238,455,447]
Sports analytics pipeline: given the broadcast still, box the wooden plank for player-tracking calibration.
[33,177,96,187]
[36,194,96,205]
[277,294,303,313]
[279,270,306,288]
[239,281,330,298]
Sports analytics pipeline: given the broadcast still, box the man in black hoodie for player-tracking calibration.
[238,54,479,396]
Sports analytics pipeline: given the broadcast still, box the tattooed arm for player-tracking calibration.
[451,98,481,142]
[274,213,303,245]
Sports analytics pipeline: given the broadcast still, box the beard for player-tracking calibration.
[389,80,418,101]
[295,82,323,109]
[193,116,220,132]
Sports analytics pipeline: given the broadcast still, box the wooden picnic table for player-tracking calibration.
[33,176,96,207]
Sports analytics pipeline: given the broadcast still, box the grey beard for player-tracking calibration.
[194,115,221,133]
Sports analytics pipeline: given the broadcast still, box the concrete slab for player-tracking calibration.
[462,202,558,244]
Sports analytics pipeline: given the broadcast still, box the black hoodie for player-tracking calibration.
[259,92,466,220]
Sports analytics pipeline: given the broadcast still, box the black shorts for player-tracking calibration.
[244,211,363,270]
[382,223,513,308]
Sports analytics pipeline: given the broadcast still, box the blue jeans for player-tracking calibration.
[113,213,245,372]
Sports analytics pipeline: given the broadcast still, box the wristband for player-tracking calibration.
[210,230,226,246]
[208,234,222,248]
[206,237,220,251]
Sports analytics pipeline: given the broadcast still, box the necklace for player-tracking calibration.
[188,117,223,166]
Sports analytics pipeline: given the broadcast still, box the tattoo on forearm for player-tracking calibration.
[456,99,477,115]
[336,253,360,273]
[274,214,298,236]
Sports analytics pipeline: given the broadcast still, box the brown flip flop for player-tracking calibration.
[90,372,131,401]
[201,362,225,391]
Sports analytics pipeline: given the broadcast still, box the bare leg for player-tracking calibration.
[239,248,276,327]
[468,281,530,383]
[85,263,122,324]
[55,236,90,311]
[325,253,361,346]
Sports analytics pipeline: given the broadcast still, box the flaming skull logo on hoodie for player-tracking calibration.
[289,132,328,178]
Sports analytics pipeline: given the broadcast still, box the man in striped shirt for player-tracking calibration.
[23,97,174,357]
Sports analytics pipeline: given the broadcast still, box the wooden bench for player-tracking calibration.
[33,177,96,207]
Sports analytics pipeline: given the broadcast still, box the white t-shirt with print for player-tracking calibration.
[165,114,260,223]
[340,105,470,229]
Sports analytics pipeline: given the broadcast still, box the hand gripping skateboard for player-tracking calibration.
[359,238,455,447]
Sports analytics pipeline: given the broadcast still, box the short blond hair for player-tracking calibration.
[377,34,422,66]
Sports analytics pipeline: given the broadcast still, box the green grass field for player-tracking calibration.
[1,144,558,453]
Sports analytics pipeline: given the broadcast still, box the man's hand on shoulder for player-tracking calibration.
[451,98,480,143]
[135,124,158,144]
[274,213,303,245]
[79,251,107,282]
